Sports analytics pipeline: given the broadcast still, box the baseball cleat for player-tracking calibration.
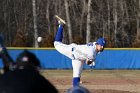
[55,15,66,25]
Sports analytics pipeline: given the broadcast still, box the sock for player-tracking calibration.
[55,25,63,42]
[73,77,80,87]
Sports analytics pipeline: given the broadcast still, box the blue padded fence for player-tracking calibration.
[0,48,140,69]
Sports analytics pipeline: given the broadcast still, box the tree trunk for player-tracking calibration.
[86,0,91,43]
[136,0,140,39]
[64,0,72,43]
[120,0,125,47]
[32,0,39,47]
[113,0,117,47]
[80,0,86,38]
[46,2,51,34]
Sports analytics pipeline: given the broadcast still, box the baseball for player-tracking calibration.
[37,37,42,42]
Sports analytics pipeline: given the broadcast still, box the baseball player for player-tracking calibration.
[54,15,106,87]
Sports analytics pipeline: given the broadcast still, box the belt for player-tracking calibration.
[72,47,75,60]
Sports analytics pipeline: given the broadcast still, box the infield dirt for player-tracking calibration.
[41,70,140,93]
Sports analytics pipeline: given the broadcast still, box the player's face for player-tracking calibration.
[96,44,104,52]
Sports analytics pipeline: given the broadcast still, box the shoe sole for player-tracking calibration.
[55,15,66,24]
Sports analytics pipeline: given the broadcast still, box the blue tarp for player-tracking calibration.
[0,49,140,69]
[96,50,140,69]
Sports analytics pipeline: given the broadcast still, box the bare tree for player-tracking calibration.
[79,0,86,38]
[0,0,140,47]
[86,0,92,43]
[64,0,72,43]
[106,0,111,47]
[45,1,51,34]
[113,0,117,47]
[32,0,39,47]
[136,0,140,40]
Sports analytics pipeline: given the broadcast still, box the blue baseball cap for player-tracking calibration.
[96,37,106,46]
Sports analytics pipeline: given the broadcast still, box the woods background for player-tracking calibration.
[0,0,140,48]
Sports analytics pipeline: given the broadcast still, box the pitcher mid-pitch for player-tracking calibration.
[54,15,106,87]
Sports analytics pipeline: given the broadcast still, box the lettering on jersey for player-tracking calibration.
[87,43,93,46]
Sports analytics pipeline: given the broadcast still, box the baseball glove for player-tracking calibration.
[86,60,93,65]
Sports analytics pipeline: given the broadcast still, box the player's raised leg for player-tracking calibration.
[54,15,66,42]
[54,16,73,59]
[54,24,63,42]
